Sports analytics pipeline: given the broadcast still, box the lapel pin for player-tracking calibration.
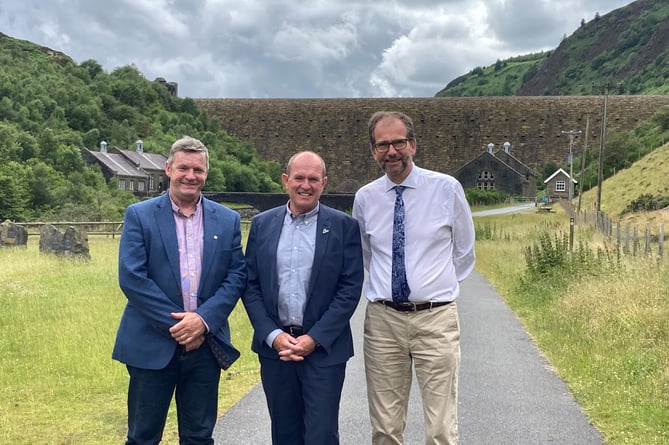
[213,235,218,240]
[322,228,329,234]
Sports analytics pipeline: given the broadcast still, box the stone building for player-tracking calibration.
[81,140,167,195]
[452,141,537,198]
[544,168,576,202]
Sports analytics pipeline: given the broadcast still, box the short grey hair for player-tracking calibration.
[367,111,416,146]
[167,136,210,169]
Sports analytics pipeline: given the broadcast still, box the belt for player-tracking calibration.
[283,325,304,336]
[375,300,452,312]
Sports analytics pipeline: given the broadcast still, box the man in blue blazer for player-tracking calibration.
[113,136,247,445]
[243,151,363,445]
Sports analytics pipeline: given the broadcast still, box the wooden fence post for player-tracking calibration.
[577,209,664,263]
[660,224,664,261]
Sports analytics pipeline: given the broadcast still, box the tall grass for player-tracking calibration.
[0,237,258,444]
[475,209,669,445]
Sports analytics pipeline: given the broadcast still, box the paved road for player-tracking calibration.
[213,267,604,444]
[471,202,536,217]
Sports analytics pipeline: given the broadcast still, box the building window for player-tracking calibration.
[128,181,135,191]
[556,180,565,192]
[149,176,155,191]
[119,179,126,190]
[138,181,146,192]
[477,171,495,190]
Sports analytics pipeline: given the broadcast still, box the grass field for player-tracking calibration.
[0,236,259,445]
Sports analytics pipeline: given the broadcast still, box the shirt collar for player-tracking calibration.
[384,163,418,193]
[284,202,320,223]
[169,194,203,217]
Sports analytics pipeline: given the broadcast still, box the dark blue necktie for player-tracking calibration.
[392,186,411,302]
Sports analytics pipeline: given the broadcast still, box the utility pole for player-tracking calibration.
[577,115,590,213]
[561,129,582,203]
[593,82,611,213]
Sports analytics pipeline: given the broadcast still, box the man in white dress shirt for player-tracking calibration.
[352,111,476,445]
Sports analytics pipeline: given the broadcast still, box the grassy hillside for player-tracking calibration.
[437,0,669,97]
[579,142,669,226]
[435,53,547,97]
[0,32,283,222]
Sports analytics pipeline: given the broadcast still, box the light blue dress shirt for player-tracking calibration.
[265,203,318,347]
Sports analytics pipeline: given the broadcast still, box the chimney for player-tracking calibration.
[166,81,178,97]
[503,141,511,153]
[135,139,144,153]
[100,140,107,153]
[487,142,494,154]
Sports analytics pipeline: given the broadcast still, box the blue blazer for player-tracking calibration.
[112,193,247,370]
[242,204,363,367]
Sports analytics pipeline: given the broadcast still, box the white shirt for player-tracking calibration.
[352,164,475,303]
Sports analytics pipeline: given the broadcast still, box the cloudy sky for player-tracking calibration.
[1,0,633,99]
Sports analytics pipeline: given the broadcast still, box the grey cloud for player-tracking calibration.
[0,0,635,98]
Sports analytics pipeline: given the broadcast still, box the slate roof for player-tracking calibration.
[84,149,146,178]
[453,151,526,178]
[493,149,537,178]
[111,147,166,170]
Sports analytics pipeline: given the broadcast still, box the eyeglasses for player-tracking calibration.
[372,138,411,153]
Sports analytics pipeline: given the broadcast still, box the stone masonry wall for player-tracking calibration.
[196,96,669,192]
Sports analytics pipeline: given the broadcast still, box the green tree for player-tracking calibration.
[0,122,22,162]
[26,160,64,213]
[0,34,283,221]
[79,59,103,80]
[0,162,31,221]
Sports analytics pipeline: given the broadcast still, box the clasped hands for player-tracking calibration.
[273,332,316,362]
[169,312,206,352]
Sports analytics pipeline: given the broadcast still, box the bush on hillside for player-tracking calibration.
[621,193,669,215]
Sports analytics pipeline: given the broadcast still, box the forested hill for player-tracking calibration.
[0,32,283,222]
[437,0,669,97]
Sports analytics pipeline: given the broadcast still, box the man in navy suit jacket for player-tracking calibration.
[242,151,363,445]
[113,136,247,445]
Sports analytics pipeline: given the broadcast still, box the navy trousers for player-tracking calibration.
[260,357,346,445]
[125,344,221,445]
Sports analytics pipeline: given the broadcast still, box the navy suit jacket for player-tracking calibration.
[242,204,363,367]
[112,193,247,370]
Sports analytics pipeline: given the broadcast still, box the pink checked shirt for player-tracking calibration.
[170,196,204,312]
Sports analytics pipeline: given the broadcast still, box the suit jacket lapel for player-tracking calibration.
[156,195,182,291]
[200,199,217,291]
[308,206,331,294]
[266,209,284,301]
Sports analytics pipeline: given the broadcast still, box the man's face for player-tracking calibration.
[165,150,208,205]
[282,152,327,215]
[371,117,416,184]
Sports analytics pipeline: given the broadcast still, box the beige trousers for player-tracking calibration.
[364,301,460,445]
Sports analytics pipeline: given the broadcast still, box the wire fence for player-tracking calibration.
[559,201,666,261]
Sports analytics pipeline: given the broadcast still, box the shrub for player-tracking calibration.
[521,231,621,285]
[621,193,669,215]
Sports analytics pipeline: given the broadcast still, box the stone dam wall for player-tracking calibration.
[196,96,669,192]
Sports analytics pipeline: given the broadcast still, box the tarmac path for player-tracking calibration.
[213,203,604,444]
